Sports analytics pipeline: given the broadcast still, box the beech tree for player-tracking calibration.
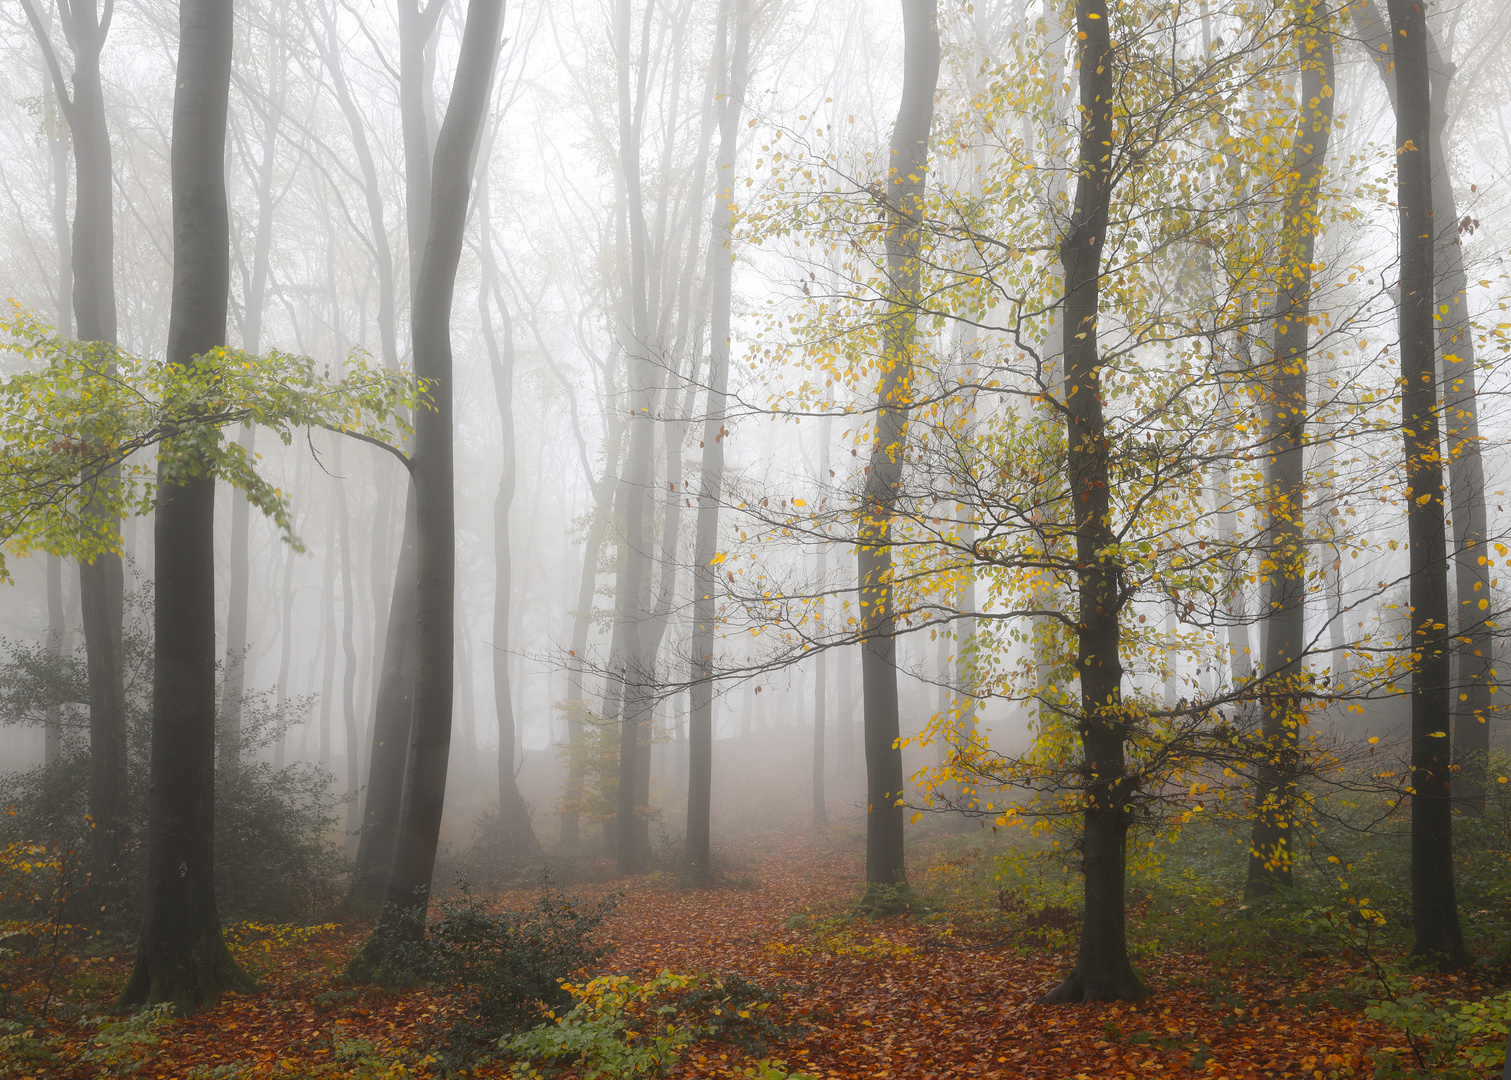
[360,0,507,954]
[1386,0,1467,970]
[20,0,128,899]
[855,0,939,896]
[1246,0,1335,900]
[120,0,256,1011]
[687,0,751,882]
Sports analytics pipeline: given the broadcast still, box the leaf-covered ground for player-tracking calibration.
[4,829,1492,1078]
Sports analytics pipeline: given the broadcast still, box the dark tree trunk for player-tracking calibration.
[343,0,440,912]
[1247,4,1334,899]
[856,0,938,894]
[118,0,255,1012]
[346,495,418,915]
[363,0,506,953]
[1386,0,1467,969]
[687,0,750,881]
[1424,30,1493,813]
[1038,0,1147,1004]
[1357,1,1494,815]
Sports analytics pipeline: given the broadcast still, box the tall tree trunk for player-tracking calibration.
[1357,0,1493,815]
[687,0,750,881]
[22,0,130,903]
[477,142,543,860]
[610,0,660,876]
[340,0,438,912]
[1424,30,1493,813]
[319,503,338,770]
[362,0,506,954]
[119,0,255,1012]
[560,453,619,847]
[838,635,855,780]
[221,21,285,770]
[346,496,418,913]
[44,44,68,770]
[1247,2,1334,899]
[812,416,831,829]
[856,0,939,895]
[273,537,295,771]
[336,438,361,843]
[46,554,64,765]
[1386,0,1467,969]
[1038,0,1147,1005]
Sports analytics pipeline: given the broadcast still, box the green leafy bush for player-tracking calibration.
[503,971,701,1079]
[502,971,815,1080]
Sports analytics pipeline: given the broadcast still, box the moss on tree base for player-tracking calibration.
[116,926,259,1015]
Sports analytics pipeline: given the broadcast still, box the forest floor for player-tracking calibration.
[4,826,1490,1079]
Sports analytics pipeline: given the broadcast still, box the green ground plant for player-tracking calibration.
[502,971,814,1080]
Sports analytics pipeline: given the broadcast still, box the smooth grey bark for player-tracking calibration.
[46,554,64,765]
[812,415,832,829]
[22,0,129,898]
[273,538,295,771]
[1357,0,1494,811]
[1427,29,1493,811]
[1038,0,1147,1005]
[308,2,404,759]
[856,0,939,894]
[119,0,255,1012]
[560,455,620,849]
[687,0,750,880]
[398,0,444,296]
[610,0,659,875]
[1386,0,1467,970]
[347,496,417,913]
[220,16,286,767]
[318,500,337,770]
[837,636,855,779]
[336,438,361,842]
[476,141,542,860]
[341,0,439,915]
[362,0,506,952]
[1246,6,1334,899]
[44,57,68,768]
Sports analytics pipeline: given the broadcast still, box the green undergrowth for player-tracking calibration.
[502,970,813,1080]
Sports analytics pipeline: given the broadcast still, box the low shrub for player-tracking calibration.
[502,971,815,1080]
[358,876,618,1064]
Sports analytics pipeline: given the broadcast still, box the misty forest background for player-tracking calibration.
[1,0,1511,1072]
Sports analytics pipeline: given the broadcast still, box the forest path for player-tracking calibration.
[559,828,1381,1079]
[18,827,1396,1079]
